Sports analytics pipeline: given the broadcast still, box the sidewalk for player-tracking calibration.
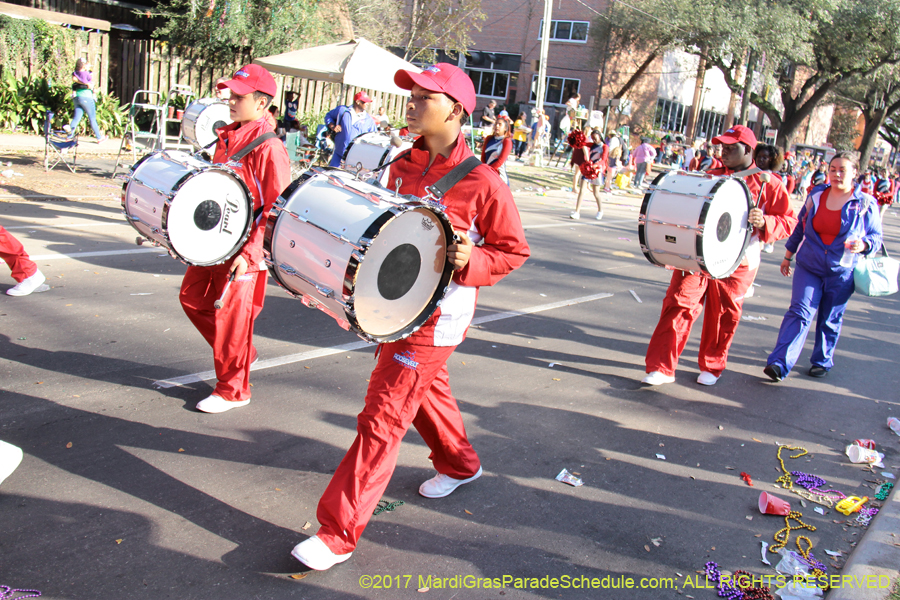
[825,486,900,600]
[1,131,126,155]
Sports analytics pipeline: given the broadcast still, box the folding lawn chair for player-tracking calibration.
[43,111,79,173]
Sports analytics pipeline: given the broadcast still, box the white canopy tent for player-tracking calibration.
[253,38,421,97]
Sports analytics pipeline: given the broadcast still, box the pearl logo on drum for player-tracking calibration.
[221,197,240,235]
[421,217,435,231]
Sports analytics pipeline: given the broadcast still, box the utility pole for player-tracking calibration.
[535,0,553,113]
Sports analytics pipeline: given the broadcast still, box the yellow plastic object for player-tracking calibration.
[835,496,868,515]
[615,173,632,189]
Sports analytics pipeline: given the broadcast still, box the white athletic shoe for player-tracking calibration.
[419,466,483,498]
[0,440,24,486]
[641,371,675,386]
[697,371,719,386]
[569,212,580,220]
[762,243,775,253]
[7,271,48,296]
[595,211,604,220]
[291,535,352,571]
[196,395,250,413]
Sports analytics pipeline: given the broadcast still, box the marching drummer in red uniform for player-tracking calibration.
[179,64,290,413]
[642,125,796,386]
[290,63,530,570]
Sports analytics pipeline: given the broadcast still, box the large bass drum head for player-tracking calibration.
[166,169,251,265]
[349,206,452,340]
[699,177,751,278]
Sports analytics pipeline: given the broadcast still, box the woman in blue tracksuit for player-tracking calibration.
[764,153,882,381]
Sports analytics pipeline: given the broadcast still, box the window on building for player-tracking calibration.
[530,76,580,105]
[538,20,589,42]
[654,98,688,133]
[696,109,725,140]
[468,69,510,99]
[464,52,521,99]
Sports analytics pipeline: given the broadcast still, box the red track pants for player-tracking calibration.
[645,264,757,377]
[179,265,266,401]
[0,226,38,283]
[316,339,481,555]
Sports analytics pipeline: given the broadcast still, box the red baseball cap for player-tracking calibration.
[354,91,373,103]
[712,124,757,149]
[218,64,277,97]
[394,63,476,114]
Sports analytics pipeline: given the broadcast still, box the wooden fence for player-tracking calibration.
[115,39,410,124]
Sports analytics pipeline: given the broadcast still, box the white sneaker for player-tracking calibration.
[291,535,352,571]
[762,243,775,253]
[419,466,483,498]
[569,212,580,220]
[743,285,755,299]
[595,211,604,220]
[641,371,675,385]
[7,271,48,296]
[196,395,250,413]
[0,440,23,486]
[697,371,719,386]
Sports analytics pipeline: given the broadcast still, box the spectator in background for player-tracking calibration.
[267,105,279,131]
[325,91,377,167]
[374,106,391,131]
[215,77,231,100]
[481,118,513,185]
[604,131,622,192]
[283,92,300,130]
[683,142,696,171]
[66,58,106,143]
[512,113,528,160]
[480,100,497,130]
[632,137,657,188]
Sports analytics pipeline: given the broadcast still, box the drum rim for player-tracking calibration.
[342,133,393,169]
[638,170,753,280]
[696,177,752,279]
[263,168,317,293]
[263,169,454,343]
[124,151,254,266]
[344,202,455,343]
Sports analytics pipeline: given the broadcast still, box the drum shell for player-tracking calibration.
[122,150,253,266]
[181,99,232,149]
[264,168,454,343]
[638,171,752,279]
[343,132,414,185]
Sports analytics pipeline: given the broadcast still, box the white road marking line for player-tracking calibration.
[152,292,615,388]
[29,248,164,260]
[5,222,123,230]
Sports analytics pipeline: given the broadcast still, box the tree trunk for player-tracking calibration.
[739,49,756,126]
[613,50,658,99]
[859,107,888,169]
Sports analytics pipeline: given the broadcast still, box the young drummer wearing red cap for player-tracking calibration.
[291,63,530,571]
[642,125,796,387]
[325,90,378,167]
[179,64,290,413]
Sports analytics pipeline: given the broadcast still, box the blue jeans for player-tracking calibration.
[70,94,103,140]
[766,262,855,374]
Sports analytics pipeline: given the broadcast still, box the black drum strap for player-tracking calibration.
[229,131,278,162]
[426,156,482,200]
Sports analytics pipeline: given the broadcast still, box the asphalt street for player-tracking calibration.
[1,167,899,600]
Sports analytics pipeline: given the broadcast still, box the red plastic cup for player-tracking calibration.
[759,491,791,516]
[853,439,876,450]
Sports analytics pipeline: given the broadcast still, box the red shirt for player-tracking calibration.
[812,188,842,245]
[213,116,291,270]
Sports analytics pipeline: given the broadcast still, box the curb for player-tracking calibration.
[825,486,899,600]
